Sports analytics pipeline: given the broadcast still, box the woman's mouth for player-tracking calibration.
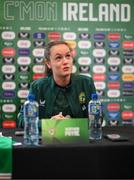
[63,67,70,71]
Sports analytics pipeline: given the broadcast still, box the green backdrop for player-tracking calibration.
[0,0,134,128]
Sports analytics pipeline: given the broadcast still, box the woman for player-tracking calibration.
[17,40,96,127]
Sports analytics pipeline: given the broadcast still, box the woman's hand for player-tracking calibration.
[51,112,71,120]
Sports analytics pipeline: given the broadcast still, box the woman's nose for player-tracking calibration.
[62,56,68,63]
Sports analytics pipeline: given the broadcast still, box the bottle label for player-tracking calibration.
[89,104,101,115]
[25,105,38,118]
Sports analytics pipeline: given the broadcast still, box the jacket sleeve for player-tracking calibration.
[90,77,96,94]
[83,75,96,102]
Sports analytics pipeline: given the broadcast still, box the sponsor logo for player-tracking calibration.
[33,65,45,73]
[122,111,134,120]
[123,90,133,96]
[34,41,45,47]
[108,74,120,81]
[123,82,134,89]
[19,74,30,80]
[108,82,120,89]
[109,66,119,72]
[107,90,120,97]
[93,65,106,73]
[20,99,26,104]
[108,119,119,126]
[39,99,46,106]
[3,74,15,80]
[94,58,105,64]
[3,114,16,119]
[93,74,106,81]
[19,82,30,89]
[93,33,105,40]
[122,65,134,73]
[123,50,133,56]
[3,41,14,47]
[65,41,77,49]
[93,49,106,57]
[2,48,16,56]
[17,40,31,48]
[18,66,30,72]
[122,74,134,81]
[108,41,120,48]
[122,42,134,49]
[94,81,106,90]
[1,31,15,40]
[18,32,30,38]
[78,57,91,65]
[107,103,120,111]
[33,73,45,80]
[79,66,90,73]
[122,120,132,125]
[107,33,121,40]
[63,32,76,40]
[79,92,86,105]
[2,104,16,112]
[108,50,120,56]
[33,32,45,39]
[78,41,91,49]
[96,90,105,96]
[34,57,44,64]
[32,48,45,57]
[3,57,14,64]
[2,82,16,90]
[123,104,134,110]
[17,57,31,65]
[18,49,30,56]
[3,90,16,98]
[79,33,90,39]
[124,34,134,40]
[2,65,16,73]
[17,90,29,98]
[80,51,89,55]
[94,41,105,48]
[48,32,61,40]
[3,121,16,128]
[108,112,120,119]
[107,57,120,65]
[123,58,133,64]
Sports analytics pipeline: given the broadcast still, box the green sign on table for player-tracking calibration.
[41,118,89,144]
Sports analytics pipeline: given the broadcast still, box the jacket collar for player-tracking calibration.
[50,75,73,92]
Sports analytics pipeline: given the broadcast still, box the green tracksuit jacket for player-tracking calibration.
[17,74,96,128]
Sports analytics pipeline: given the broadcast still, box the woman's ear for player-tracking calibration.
[45,60,51,69]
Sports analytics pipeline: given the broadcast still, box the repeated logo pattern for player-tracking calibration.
[0,30,134,128]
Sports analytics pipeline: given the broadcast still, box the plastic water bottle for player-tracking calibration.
[88,93,103,141]
[23,93,39,145]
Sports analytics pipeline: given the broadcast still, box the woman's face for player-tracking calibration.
[46,44,73,78]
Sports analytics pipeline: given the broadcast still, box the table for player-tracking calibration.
[1,126,134,179]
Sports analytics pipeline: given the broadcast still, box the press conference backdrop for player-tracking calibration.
[0,0,134,128]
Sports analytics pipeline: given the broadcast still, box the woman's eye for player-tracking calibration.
[66,54,71,58]
[56,56,62,60]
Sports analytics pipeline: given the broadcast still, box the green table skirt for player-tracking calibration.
[0,137,12,179]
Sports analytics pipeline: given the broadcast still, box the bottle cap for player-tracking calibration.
[92,93,98,100]
[27,93,35,100]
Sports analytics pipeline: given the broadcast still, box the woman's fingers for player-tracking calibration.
[51,113,71,120]
[51,114,65,119]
